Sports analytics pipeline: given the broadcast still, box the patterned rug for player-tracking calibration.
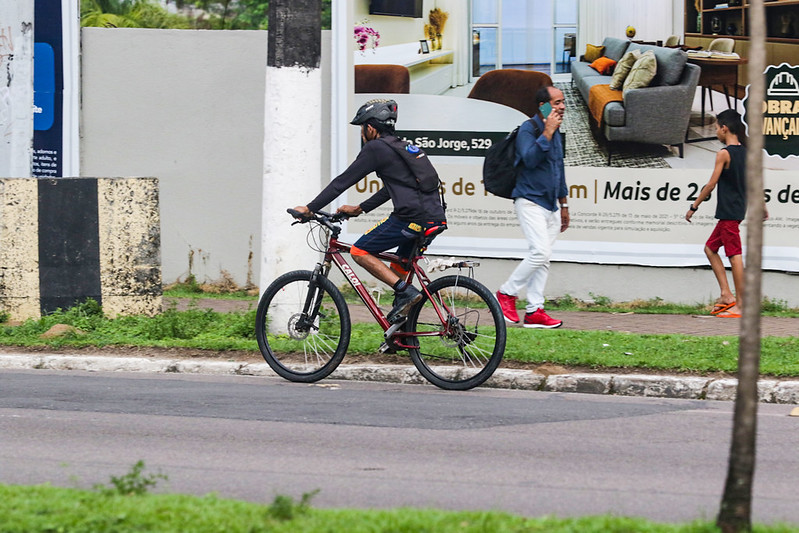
[556,82,671,168]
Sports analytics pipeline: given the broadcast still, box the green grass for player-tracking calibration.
[2,299,798,377]
[163,285,256,300]
[1,483,796,533]
[0,300,257,352]
[1,306,798,377]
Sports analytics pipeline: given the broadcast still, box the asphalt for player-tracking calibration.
[1,298,797,406]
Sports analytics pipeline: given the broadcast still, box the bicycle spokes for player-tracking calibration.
[256,270,351,382]
[405,275,506,390]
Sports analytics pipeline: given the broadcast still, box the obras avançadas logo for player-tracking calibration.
[743,63,799,159]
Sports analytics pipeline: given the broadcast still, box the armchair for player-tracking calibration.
[467,69,553,117]
[354,64,410,94]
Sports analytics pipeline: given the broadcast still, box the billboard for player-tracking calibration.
[331,2,799,272]
[33,0,79,178]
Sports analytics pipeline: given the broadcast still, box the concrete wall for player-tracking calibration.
[0,4,34,178]
[0,177,161,320]
[81,28,333,288]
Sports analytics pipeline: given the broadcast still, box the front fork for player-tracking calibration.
[297,262,331,331]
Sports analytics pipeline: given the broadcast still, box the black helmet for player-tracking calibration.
[350,99,398,127]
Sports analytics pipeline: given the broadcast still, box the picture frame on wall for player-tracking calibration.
[419,39,429,54]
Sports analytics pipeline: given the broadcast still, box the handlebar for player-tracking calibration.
[287,208,349,234]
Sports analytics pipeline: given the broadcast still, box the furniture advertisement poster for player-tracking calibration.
[331,3,799,272]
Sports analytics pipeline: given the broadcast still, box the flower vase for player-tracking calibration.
[434,34,443,50]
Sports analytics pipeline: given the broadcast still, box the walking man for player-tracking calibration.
[496,85,569,329]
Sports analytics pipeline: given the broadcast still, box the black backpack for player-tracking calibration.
[378,136,447,210]
[482,119,540,199]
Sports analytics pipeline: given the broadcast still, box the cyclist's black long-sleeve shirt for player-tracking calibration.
[307,136,446,223]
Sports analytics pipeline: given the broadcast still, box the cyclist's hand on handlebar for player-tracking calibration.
[287,206,313,223]
[336,204,362,217]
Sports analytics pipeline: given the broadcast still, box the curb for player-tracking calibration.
[3,353,799,404]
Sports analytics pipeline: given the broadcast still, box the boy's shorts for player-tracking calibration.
[351,215,442,260]
[706,219,742,257]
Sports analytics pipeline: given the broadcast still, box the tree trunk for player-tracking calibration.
[717,1,766,531]
[261,0,323,322]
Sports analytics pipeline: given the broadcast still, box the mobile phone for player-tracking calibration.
[540,102,552,117]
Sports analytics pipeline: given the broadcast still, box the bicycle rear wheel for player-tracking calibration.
[405,275,506,390]
[255,270,350,382]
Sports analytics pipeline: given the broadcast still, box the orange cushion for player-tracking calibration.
[584,44,605,63]
[590,57,617,75]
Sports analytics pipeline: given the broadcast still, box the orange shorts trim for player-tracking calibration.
[350,245,370,256]
[390,261,409,277]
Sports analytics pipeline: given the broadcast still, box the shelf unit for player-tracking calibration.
[685,0,799,42]
[684,0,799,88]
[354,43,455,95]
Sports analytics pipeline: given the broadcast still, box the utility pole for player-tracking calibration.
[717,0,766,530]
[261,0,322,301]
[0,2,34,177]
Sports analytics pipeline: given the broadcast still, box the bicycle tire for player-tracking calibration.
[405,275,506,390]
[255,270,351,383]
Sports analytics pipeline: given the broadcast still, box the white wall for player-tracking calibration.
[353,0,438,48]
[578,0,674,52]
[81,28,332,287]
[0,3,34,178]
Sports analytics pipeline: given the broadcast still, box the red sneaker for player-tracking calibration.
[523,308,562,329]
[496,291,520,323]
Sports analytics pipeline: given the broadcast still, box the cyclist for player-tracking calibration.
[292,99,446,324]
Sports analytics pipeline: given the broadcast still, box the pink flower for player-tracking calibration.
[354,23,380,53]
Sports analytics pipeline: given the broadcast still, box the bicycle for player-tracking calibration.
[255,209,507,391]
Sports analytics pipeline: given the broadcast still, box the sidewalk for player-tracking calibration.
[1,299,797,406]
[166,297,799,338]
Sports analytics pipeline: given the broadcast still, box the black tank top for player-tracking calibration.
[716,145,746,221]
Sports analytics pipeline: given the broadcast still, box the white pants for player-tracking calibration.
[499,198,561,313]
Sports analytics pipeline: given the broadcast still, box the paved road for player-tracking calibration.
[2,370,797,525]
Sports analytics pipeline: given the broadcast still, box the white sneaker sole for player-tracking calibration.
[523,322,563,329]
[502,315,520,324]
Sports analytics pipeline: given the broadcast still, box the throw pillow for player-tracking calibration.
[609,49,641,90]
[623,50,657,93]
[590,57,617,75]
[584,44,605,63]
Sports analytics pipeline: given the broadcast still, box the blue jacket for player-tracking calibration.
[511,115,567,212]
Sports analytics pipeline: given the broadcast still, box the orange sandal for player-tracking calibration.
[710,302,736,315]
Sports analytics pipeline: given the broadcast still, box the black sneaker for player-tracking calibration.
[387,286,423,324]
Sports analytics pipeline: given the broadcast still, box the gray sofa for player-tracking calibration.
[571,37,700,164]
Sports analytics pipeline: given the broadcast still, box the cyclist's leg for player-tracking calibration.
[352,215,425,322]
[350,216,407,286]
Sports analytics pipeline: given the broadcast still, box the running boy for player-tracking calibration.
[684,109,767,318]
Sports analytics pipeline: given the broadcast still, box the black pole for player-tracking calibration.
[267,0,321,69]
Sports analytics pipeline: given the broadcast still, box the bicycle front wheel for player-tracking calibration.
[255,270,351,382]
[406,275,506,391]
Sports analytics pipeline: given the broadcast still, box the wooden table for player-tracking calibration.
[686,56,748,126]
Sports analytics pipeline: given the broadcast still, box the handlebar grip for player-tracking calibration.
[287,208,314,224]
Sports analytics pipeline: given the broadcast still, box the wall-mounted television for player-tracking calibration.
[369,0,423,18]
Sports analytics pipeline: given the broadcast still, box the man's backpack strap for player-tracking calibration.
[377,136,446,211]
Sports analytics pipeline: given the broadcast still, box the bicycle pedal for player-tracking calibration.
[384,319,406,339]
[378,342,398,354]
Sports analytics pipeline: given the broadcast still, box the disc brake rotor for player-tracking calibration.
[287,313,311,340]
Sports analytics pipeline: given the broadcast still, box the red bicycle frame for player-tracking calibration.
[320,234,453,350]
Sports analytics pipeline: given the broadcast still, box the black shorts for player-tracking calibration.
[352,215,441,260]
